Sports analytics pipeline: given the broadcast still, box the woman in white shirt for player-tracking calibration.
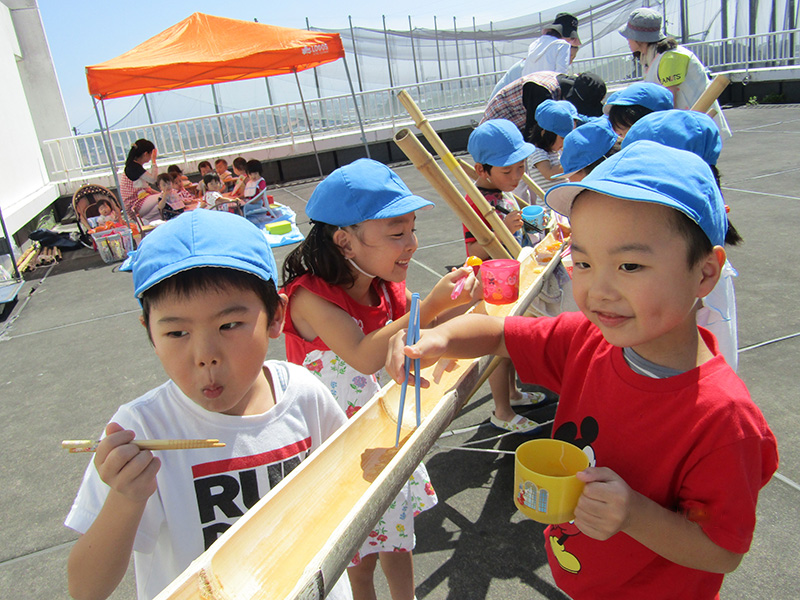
[618,7,731,137]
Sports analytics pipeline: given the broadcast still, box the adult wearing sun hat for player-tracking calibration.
[521,13,581,78]
[490,13,582,100]
[619,7,731,137]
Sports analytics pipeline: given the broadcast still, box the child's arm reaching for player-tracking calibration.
[385,313,509,386]
[532,159,563,180]
[574,467,744,574]
[68,423,161,600]
[290,267,479,375]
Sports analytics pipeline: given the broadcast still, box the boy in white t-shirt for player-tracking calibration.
[65,210,351,600]
[200,172,240,211]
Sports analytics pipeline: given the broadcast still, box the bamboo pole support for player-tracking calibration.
[18,243,40,272]
[690,74,730,114]
[395,129,511,260]
[397,90,523,258]
[458,157,531,208]
[15,243,37,268]
[457,157,477,180]
[155,248,562,600]
[522,173,546,201]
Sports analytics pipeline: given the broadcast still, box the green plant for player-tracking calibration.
[761,93,785,104]
[747,96,759,106]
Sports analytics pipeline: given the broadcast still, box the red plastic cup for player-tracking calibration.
[481,259,520,305]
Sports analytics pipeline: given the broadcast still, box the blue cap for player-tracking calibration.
[467,119,535,166]
[603,82,674,114]
[120,210,278,298]
[545,140,727,246]
[557,117,619,178]
[622,109,722,165]
[535,100,579,137]
[306,159,433,227]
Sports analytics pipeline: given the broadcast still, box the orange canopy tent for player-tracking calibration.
[86,13,346,99]
[85,12,369,184]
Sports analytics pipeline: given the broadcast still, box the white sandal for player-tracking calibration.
[490,412,539,433]
[509,391,547,407]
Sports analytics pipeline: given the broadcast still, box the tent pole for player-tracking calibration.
[306,18,323,99]
[348,16,364,92]
[93,97,131,229]
[294,70,324,178]
[343,56,371,159]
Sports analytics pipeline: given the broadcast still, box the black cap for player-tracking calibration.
[548,12,579,39]
[565,72,606,117]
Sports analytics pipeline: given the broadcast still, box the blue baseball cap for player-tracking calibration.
[557,117,619,178]
[467,119,535,166]
[535,100,579,137]
[306,158,433,227]
[545,140,727,246]
[120,209,278,299]
[622,109,722,165]
[602,82,674,114]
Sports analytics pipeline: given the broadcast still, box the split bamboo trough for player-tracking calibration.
[156,247,562,600]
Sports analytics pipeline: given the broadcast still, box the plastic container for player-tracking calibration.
[514,439,589,524]
[91,227,133,264]
[266,220,292,235]
[522,205,546,245]
[480,259,520,305]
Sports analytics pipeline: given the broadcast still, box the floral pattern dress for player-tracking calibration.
[282,275,438,564]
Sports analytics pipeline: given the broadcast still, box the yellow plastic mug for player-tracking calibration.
[514,438,589,524]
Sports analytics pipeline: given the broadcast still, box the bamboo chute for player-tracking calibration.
[690,74,730,114]
[522,173,546,201]
[155,247,562,600]
[395,129,511,260]
[397,90,523,258]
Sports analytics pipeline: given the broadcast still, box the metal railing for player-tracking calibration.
[571,28,800,86]
[42,73,500,184]
[43,28,800,184]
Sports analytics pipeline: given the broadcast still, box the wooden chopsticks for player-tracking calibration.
[62,439,225,453]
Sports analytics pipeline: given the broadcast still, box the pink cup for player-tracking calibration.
[481,259,520,305]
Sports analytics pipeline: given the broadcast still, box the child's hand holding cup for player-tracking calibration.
[514,438,589,524]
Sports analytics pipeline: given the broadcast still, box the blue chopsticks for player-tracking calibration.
[395,293,422,447]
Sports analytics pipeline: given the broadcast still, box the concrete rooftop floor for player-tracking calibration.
[0,105,798,599]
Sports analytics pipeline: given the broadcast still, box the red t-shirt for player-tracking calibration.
[281,274,407,365]
[504,312,778,600]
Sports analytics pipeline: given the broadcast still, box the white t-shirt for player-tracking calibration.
[202,190,225,209]
[696,260,738,371]
[65,361,350,600]
[521,35,571,77]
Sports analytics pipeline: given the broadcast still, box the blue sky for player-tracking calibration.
[37,0,563,132]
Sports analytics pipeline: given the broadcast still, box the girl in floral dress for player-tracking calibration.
[281,159,479,600]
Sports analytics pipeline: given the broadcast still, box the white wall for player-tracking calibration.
[0,1,60,234]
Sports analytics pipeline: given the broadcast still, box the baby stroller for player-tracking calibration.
[71,184,126,243]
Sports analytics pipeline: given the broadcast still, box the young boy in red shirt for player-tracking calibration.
[387,140,778,599]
